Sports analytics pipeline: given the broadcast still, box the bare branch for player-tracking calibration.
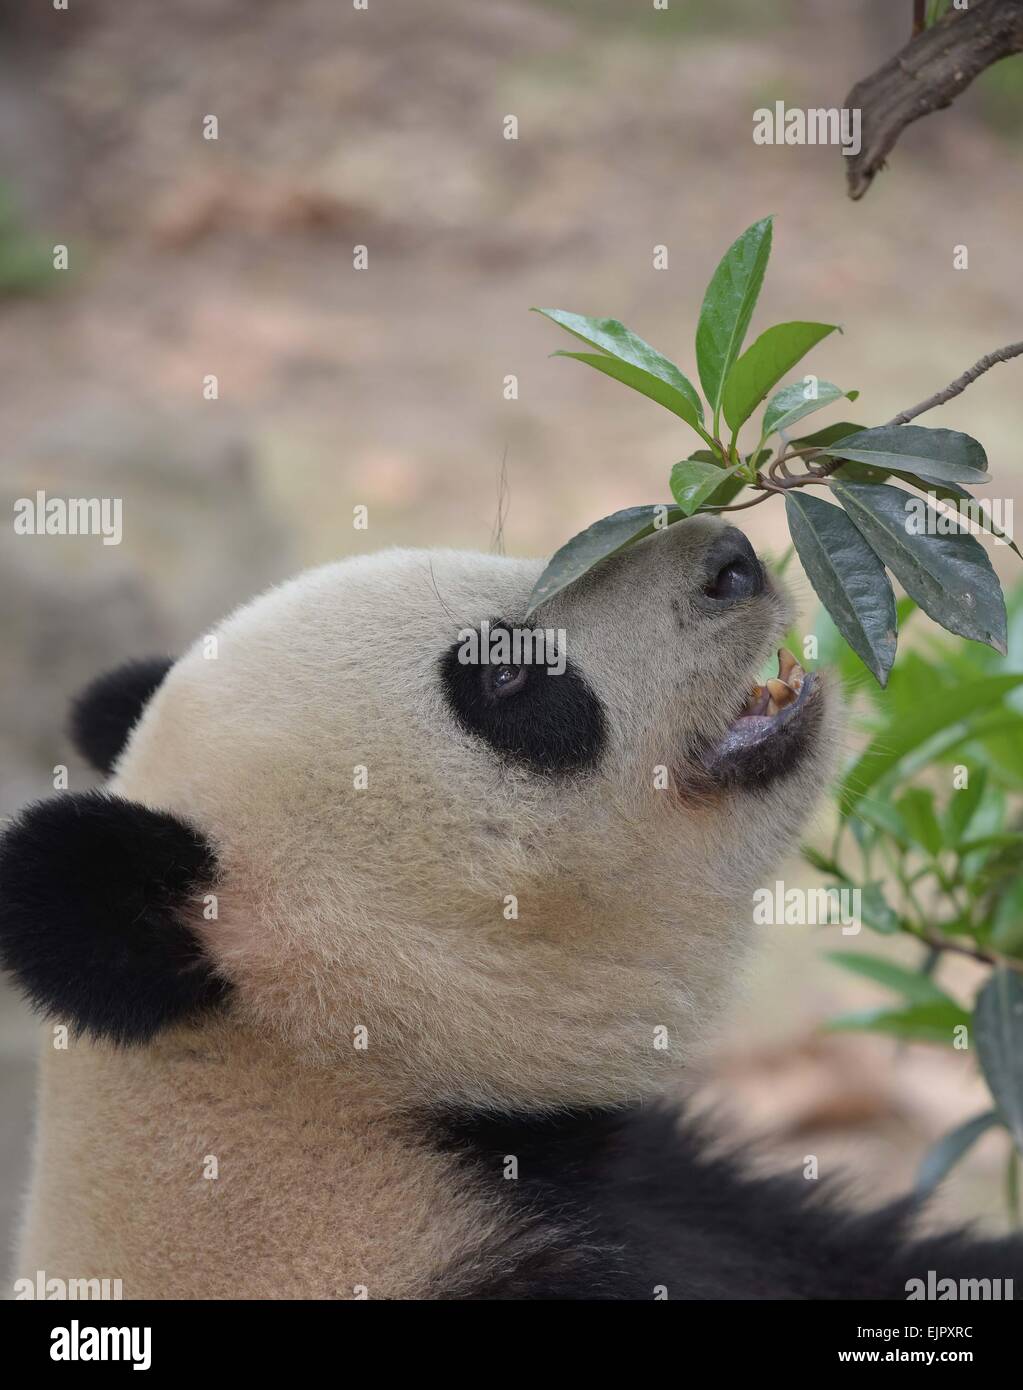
[843,0,1023,200]
[887,340,1023,425]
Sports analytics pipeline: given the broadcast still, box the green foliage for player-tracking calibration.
[924,0,955,26]
[975,56,1023,138]
[803,587,1023,1210]
[527,217,1016,689]
[0,185,53,297]
[784,491,896,684]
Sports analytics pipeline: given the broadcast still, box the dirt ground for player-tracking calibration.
[1,0,1022,1275]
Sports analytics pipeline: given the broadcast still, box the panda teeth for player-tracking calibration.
[766,678,796,714]
[777,647,799,682]
[740,649,806,718]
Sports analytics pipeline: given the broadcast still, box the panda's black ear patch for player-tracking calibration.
[0,791,228,1045]
[69,657,174,775]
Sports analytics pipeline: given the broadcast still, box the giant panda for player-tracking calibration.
[1,518,1020,1300]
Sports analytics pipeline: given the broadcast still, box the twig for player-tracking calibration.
[918,927,1023,977]
[887,340,1023,426]
[810,338,1023,480]
[704,489,772,514]
[843,0,1023,200]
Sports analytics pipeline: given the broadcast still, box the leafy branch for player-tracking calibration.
[801,598,1023,1206]
[528,216,1019,687]
[715,339,1023,505]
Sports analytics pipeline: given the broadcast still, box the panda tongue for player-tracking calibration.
[741,649,805,719]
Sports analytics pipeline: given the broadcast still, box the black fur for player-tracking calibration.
[433,1105,1023,1299]
[439,622,606,774]
[69,656,174,775]
[0,790,228,1044]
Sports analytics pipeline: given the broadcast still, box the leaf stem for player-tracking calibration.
[906,925,1023,976]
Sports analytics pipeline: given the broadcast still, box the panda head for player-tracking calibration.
[0,520,835,1109]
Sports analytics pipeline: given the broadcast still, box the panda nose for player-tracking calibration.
[701,528,765,605]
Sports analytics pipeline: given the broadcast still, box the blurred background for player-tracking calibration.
[2,0,1022,1276]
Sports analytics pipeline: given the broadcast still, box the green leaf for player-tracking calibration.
[833,481,1007,653]
[858,881,903,935]
[828,999,971,1045]
[821,425,989,485]
[848,815,876,855]
[975,967,1023,1154]
[990,879,1023,956]
[856,800,911,851]
[785,491,898,686]
[553,352,705,432]
[827,951,958,1007]
[762,379,854,437]
[705,472,748,508]
[894,482,1023,561]
[722,322,838,433]
[958,832,1023,855]
[834,467,1023,560]
[695,216,773,419]
[525,505,682,617]
[839,674,1023,817]
[792,421,867,451]
[916,1111,1001,1196]
[880,646,940,725]
[944,767,988,847]
[895,788,943,856]
[684,450,750,508]
[809,597,904,693]
[801,844,841,876]
[669,459,743,516]
[534,309,704,423]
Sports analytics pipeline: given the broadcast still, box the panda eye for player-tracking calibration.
[440,626,606,774]
[487,663,528,698]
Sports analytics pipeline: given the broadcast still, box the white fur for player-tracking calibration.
[17,522,836,1295]
[110,522,832,1109]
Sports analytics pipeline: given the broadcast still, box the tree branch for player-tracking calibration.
[918,926,1023,977]
[886,340,1023,426]
[843,0,1023,201]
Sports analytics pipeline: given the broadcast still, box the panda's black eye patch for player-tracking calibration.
[440,622,606,774]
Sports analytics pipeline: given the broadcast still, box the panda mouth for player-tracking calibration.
[693,649,822,791]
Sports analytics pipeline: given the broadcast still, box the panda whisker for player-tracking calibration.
[490,444,511,557]
[426,557,459,623]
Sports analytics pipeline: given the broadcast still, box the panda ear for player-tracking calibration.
[0,791,228,1045]
[69,657,174,775]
